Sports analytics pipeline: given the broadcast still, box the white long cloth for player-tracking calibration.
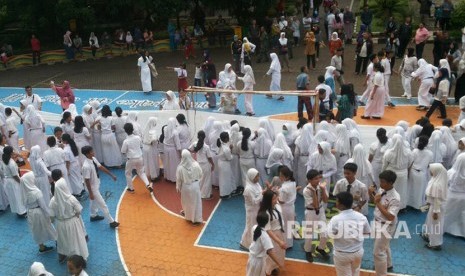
[190,142,213,198]
[28,145,52,206]
[24,105,47,153]
[240,65,255,113]
[137,55,153,92]
[258,118,276,142]
[346,143,374,188]
[412,59,436,107]
[99,116,122,167]
[271,133,293,168]
[21,172,57,245]
[428,130,447,164]
[49,178,88,259]
[113,115,128,149]
[73,127,91,165]
[238,139,256,188]
[439,126,457,169]
[240,169,263,248]
[1,159,26,214]
[279,180,297,248]
[407,148,433,209]
[176,150,203,223]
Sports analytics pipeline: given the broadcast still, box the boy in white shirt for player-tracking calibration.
[380,50,396,107]
[81,145,119,228]
[4,107,25,165]
[194,62,202,86]
[333,163,370,215]
[121,122,152,194]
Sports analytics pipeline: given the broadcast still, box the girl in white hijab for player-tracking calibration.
[207,121,224,187]
[238,64,256,116]
[162,90,181,110]
[203,116,215,145]
[258,118,276,142]
[341,118,361,155]
[163,118,181,182]
[28,145,52,206]
[219,63,237,89]
[458,96,465,124]
[422,163,448,250]
[87,100,103,162]
[282,123,297,149]
[451,138,465,165]
[265,148,284,182]
[142,117,160,181]
[64,103,78,118]
[278,32,290,71]
[307,142,337,194]
[28,262,53,276]
[406,124,423,150]
[294,124,317,190]
[444,153,465,238]
[346,143,375,189]
[412,58,437,110]
[266,53,283,100]
[176,149,203,225]
[240,168,264,249]
[382,134,414,210]
[21,171,57,253]
[334,124,351,182]
[369,128,391,186]
[439,58,451,78]
[318,120,336,138]
[407,136,433,209]
[271,133,293,168]
[126,111,141,136]
[428,130,447,164]
[439,126,457,169]
[24,105,47,153]
[254,128,273,184]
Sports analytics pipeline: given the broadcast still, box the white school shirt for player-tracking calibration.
[315,83,333,108]
[121,134,143,159]
[333,178,369,209]
[279,181,297,206]
[20,94,42,110]
[303,185,326,209]
[366,63,374,80]
[382,58,391,75]
[64,144,78,164]
[435,79,450,101]
[82,157,101,187]
[264,204,284,232]
[327,209,370,252]
[174,67,187,77]
[5,116,19,133]
[194,66,202,79]
[373,188,400,224]
[43,147,66,167]
[249,225,274,257]
[189,143,212,163]
[330,55,343,71]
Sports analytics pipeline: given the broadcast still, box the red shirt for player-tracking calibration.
[31,38,41,51]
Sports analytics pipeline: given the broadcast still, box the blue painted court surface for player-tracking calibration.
[198,196,465,276]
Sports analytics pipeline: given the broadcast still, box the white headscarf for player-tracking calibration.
[406,124,423,148]
[164,117,177,142]
[325,66,336,80]
[126,111,141,136]
[439,59,451,78]
[395,120,410,133]
[295,123,316,156]
[88,100,100,117]
[259,118,275,142]
[177,149,203,184]
[163,90,180,110]
[28,262,54,276]
[448,153,465,187]
[335,124,351,155]
[208,121,224,152]
[428,130,446,163]
[24,105,43,126]
[269,53,281,72]
[203,116,215,134]
[230,123,242,146]
[243,65,256,85]
[425,163,448,201]
[349,144,372,178]
[220,63,236,89]
[314,129,333,144]
[28,145,44,177]
[49,177,81,219]
[21,171,42,207]
[142,117,158,145]
[440,126,457,158]
[246,168,260,185]
[308,142,336,171]
[271,133,293,162]
[318,121,336,137]
[266,148,284,168]
[460,96,465,109]
[255,128,273,158]
[384,134,411,168]
[342,118,361,142]
[82,104,92,115]
[331,32,339,41]
[283,123,296,146]
[279,32,288,45]
[65,103,78,117]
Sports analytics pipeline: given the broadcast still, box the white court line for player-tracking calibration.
[115,188,132,276]
[107,91,130,105]
[193,198,222,246]
[31,72,64,87]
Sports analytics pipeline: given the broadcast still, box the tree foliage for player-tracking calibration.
[369,0,410,21]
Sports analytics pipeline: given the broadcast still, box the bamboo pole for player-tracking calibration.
[185,86,318,97]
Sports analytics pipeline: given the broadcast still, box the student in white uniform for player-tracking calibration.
[303,169,329,263]
[341,118,362,156]
[43,136,70,193]
[439,126,457,169]
[98,105,122,167]
[49,170,88,263]
[20,86,42,151]
[176,113,191,150]
[238,128,256,187]
[346,144,375,189]
[254,128,273,185]
[72,116,91,165]
[28,262,53,276]
[333,163,369,216]
[0,135,8,212]
[411,58,437,111]
[240,168,264,250]
[67,255,89,276]
[407,136,433,209]
[23,105,47,153]
[382,134,413,211]
[163,118,182,182]
[369,128,391,187]
[258,118,276,143]
[217,132,235,198]
[229,123,242,192]
[421,163,448,250]
[380,50,395,107]
[265,148,284,182]
[334,124,351,183]
[444,153,465,238]
[161,90,181,110]
[271,133,293,169]
[28,145,52,207]
[4,107,22,161]
[368,170,400,276]
[121,123,152,194]
[81,145,119,228]
[190,130,214,199]
[142,117,160,182]
[327,192,371,276]
[61,112,74,138]
[1,146,27,217]
[113,107,128,150]
[88,100,104,162]
[429,130,447,164]
[176,149,203,225]
[238,65,256,116]
[126,111,141,137]
[259,189,286,274]
[306,142,337,195]
[246,211,282,276]
[277,166,297,248]
[294,124,316,191]
[21,171,56,254]
[62,134,85,197]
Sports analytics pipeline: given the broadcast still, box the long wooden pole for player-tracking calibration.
[185,86,318,97]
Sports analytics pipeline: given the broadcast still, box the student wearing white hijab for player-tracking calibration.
[254,128,273,184]
[265,148,284,182]
[346,144,375,189]
[24,105,47,153]
[278,32,290,71]
[271,133,293,169]
[314,129,334,146]
[382,134,414,210]
[265,53,283,100]
[28,145,52,206]
[190,130,214,199]
[240,168,264,250]
[294,124,317,190]
[64,103,78,118]
[28,262,54,276]
[1,146,26,217]
[113,107,128,149]
[218,63,237,90]
[318,120,336,142]
[444,153,465,238]
[407,136,433,209]
[238,128,256,190]
[369,128,391,186]
[341,118,361,155]
[439,58,451,78]
[176,149,203,225]
[126,111,141,136]
[422,163,448,250]
[411,58,437,110]
[238,65,256,116]
[88,100,103,162]
[217,132,235,198]
[451,138,465,165]
[458,96,465,123]
[162,90,181,110]
[229,123,242,190]
[21,171,57,253]
[163,118,181,182]
[282,123,297,149]
[428,130,447,164]
[142,117,160,181]
[334,124,351,182]
[49,171,88,262]
[439,126,457,169]
[203,116,215,145]
[258,118,276,142]
[207,121,224,186]
[307,142,337,194]
[406,124,423,150]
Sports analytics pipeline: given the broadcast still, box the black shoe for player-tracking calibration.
[277,96,285,101]
[361,116,371,119]
[358,101,366,106]
[316,247,329,259]
[109,221,120,228]
[234,109,241,114]
[306,252,314,262]
[146,185,153,193]
[17,213,27,219]
[39,246,54,254]
[90,215,105,222]
[180,210,185,216]
[239,244,249,251]
[425,244,442,251]
[388,101,396,107]
[372,116,382,120]
[420,233,429,243]
[126,188,135,193]
[387,266,394,272]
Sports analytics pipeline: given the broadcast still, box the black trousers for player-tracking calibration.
[355,56,368,74]
[416,42,426,60]
[298,96,313,120]
[306,54,316,69]
[425,99,447,118]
